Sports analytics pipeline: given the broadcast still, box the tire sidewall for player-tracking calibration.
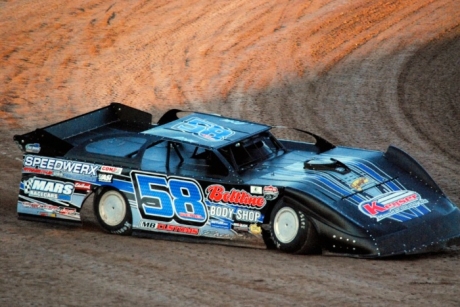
[270,200,309,253]
[94,188,132,235]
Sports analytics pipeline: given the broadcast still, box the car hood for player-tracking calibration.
[244,148,460,256]
[252,149,396,201]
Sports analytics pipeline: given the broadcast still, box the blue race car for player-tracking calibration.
[13,103,460,257]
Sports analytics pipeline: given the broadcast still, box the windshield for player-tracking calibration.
[219,132,284,171]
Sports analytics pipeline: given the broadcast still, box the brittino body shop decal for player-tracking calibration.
[171,117,235,141]
[205,184,267,208]
[207,203,263,223]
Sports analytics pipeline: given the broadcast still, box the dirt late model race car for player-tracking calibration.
[13,103,460,258]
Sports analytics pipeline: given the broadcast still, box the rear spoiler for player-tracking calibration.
[385,145,444,194]
[14,102,153,157]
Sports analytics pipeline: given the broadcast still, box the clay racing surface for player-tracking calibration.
[1,0,460,305]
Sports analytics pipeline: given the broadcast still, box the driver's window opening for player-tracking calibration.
[219,132,283,171]
[168,143,229,177]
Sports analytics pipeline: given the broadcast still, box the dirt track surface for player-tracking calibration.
[1,0,460,305]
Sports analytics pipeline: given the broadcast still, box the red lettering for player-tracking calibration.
[363,201,387,216]
[75,182,91,190]
[206,185,266,208]
[23,167,53,176]
[156,223,199,235]
[101,166,122,174]
[207,185,224,202]
[363,193,418,215]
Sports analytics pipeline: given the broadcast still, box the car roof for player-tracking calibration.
[142,112,271,149]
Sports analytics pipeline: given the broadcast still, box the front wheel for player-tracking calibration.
[94,189,132,235]
[270,201,320,254]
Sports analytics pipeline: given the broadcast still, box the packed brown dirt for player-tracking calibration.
[1,0,460,306]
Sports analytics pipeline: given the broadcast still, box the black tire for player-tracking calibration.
[269,200,320,254]
[94,189,132,235]
[262,227,277,250]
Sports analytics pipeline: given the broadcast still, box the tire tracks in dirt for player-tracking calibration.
[397,27,460,165]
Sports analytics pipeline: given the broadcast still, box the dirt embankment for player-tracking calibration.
[1,1,459,306]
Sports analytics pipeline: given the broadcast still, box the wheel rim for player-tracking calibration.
[274,207,299,244]
[99,191,126,226]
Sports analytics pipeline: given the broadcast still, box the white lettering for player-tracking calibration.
[32,180,46,190]
[46,159,55,169]
[208,206,234,219]
[63,184,74,195]
[39,158,48,169]
[98,174,113,182]
[80,164,89,174]
[63,161,75,172]
[23,155,100,177]
[28,178,74,195]
[24,156,34,166]
[236,209,261,222]
[54,160,63,170]
[73,163,82,173]
[32,157,41,167]
[89,165,99,176]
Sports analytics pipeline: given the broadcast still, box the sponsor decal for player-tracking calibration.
[23,155,99,177]
[140,221,156,229]
[208,204,263,223]
[263,185,279,200]
[75,182,91,191]
[55,172,99,183]
[98,173,113,182]
[100,165,123,175]
[249,224,262,235]
[23,167,53,176]
[206,184,266,208]
[232,222,249,232]
[132,172,207,225]
[57,207,77,215]
[201,230,233,238]
[23,177,74,201]
[156,223,199,235]
[179,212,205,220]
[235,209,262,223]
[208,205,234,219]
[350,177,369,191]
[25,143,40,153]
[20,202,77,216]
[209,220,232,229]
[359,190,429,221]
[171,117,235,141]
[22,202,59,211]
[250,186,263,194]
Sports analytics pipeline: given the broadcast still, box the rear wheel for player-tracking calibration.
[94,189,132,235]
[270,200,320,254]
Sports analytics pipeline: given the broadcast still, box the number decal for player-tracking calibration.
[169,178,207,223]
[135,173,174,219]
[172,117,234,141]
[132,172,207,225]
